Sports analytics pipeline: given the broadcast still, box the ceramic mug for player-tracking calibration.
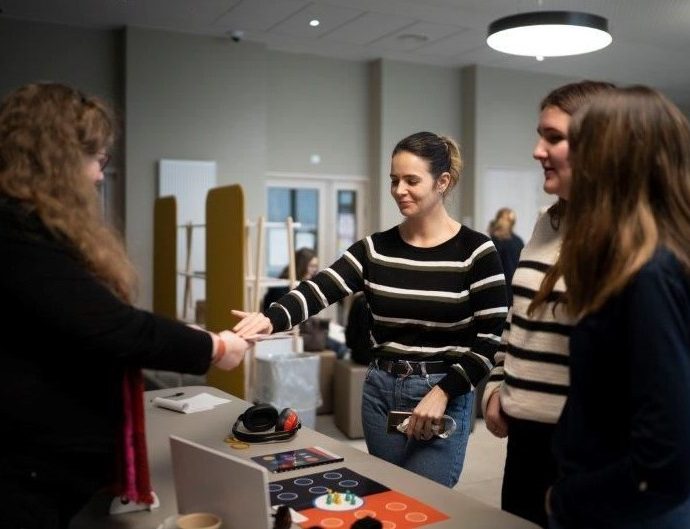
[176,512,222,529]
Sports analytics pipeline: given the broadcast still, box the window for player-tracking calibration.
[265,176,368,324]
[266,186,321,278]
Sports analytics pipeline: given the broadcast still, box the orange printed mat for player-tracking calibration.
[268,467,448,528]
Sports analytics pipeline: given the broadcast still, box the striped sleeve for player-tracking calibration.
[438,243,508,397]
[482,310,511,415]
[480,211,575,423]
[265,241,367,332]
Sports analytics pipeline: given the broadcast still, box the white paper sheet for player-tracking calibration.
[153,392,230,414]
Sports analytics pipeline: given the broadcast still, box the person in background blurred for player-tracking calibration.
[261,247,318,311]
[262,247,346,354]
[0,83,248,529]
[488,207,524,305]
[482,80,615,528]
[548,85,690,529]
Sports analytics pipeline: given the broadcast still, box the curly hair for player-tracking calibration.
[0,83,137,302]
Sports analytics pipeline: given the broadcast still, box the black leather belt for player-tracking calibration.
[375,358,449,376]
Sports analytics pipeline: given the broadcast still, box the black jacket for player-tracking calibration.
[0,195,212,512]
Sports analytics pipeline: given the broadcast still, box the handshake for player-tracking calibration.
[203,309,276,371]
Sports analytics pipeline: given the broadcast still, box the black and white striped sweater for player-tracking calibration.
[266,225,508,398]
[482,211,576,423]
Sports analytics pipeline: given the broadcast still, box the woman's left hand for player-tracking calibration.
[407,385,449,441]
[231,310,273,338]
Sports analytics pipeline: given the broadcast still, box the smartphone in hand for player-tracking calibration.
[386,410,412,434]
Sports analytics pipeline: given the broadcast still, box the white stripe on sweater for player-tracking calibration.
[365,280,469,301]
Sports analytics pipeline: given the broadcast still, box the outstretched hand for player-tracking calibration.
[231,310,273,338]
[214,330,248,371]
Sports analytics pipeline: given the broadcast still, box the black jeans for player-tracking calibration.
[502,417,558,528]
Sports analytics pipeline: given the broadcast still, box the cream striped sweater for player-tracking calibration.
[481,210,576,424]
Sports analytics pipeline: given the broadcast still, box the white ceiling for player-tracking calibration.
[3,0,690,108]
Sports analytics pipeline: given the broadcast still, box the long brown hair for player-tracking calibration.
[279,247,317,280]
[0,83,137,302]
[562,86,690,317]
[528,80,616,315]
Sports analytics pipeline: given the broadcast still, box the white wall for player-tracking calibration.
[0,18,121,104]
[469,65,578,239]
[266,51,369,177]
[373,59,463,231]
[125,28,268,309]
[0,18,125,229]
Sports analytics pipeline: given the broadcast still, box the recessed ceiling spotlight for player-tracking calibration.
[309,19,320,27]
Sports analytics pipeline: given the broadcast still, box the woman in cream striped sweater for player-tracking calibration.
[482,80,614,527]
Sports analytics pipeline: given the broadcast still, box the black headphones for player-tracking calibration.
[231,403,301,443]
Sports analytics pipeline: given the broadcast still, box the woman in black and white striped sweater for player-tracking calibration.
[234,131,508,487]
[482,80,615,528]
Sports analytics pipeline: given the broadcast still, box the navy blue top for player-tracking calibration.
[492,234,524,305]
[551,248,690,527]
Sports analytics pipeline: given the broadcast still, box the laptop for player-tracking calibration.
[170,435,273,529]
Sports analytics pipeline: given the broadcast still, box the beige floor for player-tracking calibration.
[314,415,507,508]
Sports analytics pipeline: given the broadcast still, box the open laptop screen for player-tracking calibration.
[170,435,273,529]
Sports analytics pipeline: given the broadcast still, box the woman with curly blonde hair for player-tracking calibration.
[0,83,248,529]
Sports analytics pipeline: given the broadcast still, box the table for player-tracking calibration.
[72,386,538,529]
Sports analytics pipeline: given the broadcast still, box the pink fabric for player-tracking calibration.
[115,369,154,505]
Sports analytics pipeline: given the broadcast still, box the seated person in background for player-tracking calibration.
[0,82,248,529]
[488,207,524,305]
[263,248,346,354]
[261,247,318,312]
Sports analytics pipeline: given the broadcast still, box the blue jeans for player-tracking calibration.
[360,364,474,487]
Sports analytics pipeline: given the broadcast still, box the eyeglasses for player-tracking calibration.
[98,152,111,171]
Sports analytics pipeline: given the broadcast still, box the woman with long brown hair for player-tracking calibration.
[482,80,614,527]
[0,83,248,528]
[547,86,690,528]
